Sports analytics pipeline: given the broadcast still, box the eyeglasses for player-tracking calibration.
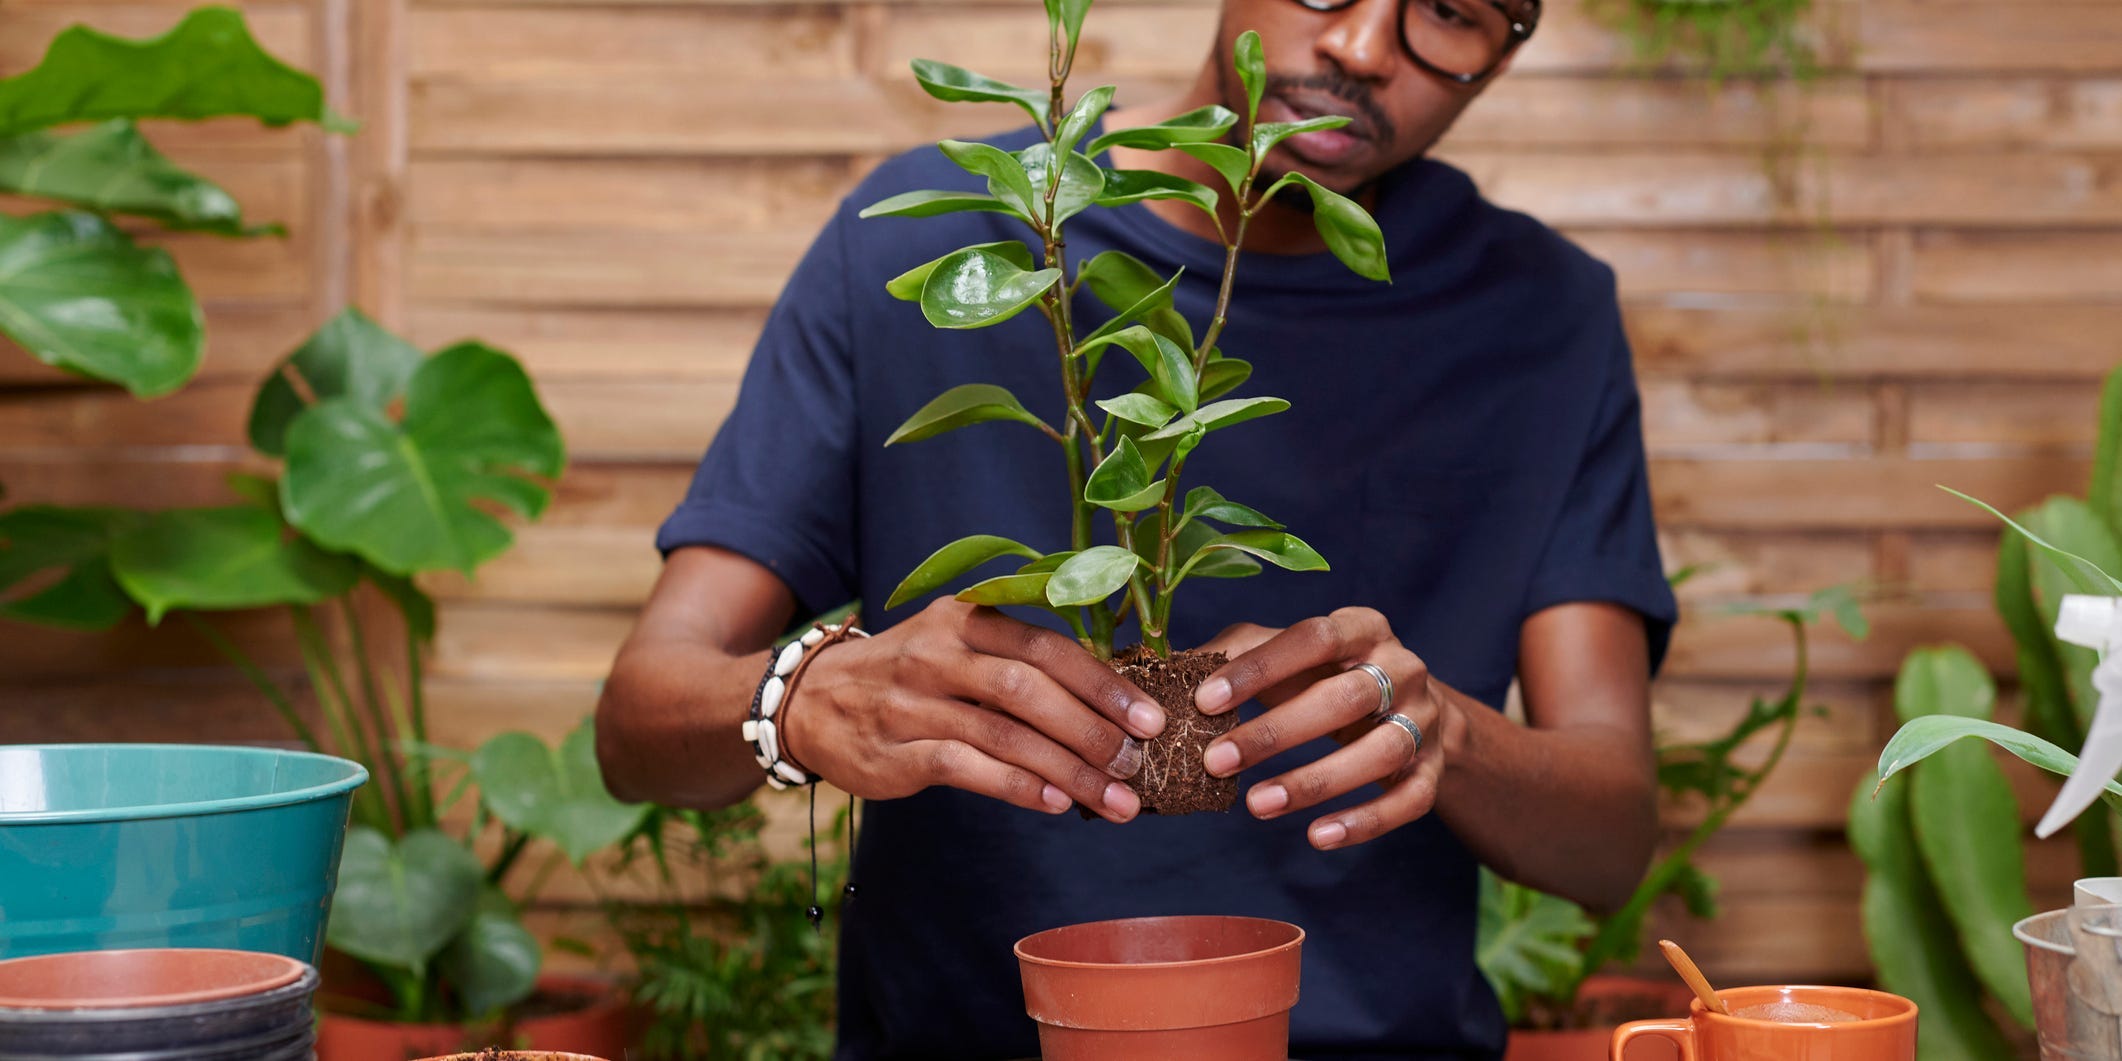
[1289,0,1539,84]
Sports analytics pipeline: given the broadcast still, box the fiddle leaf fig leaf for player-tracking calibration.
[1234,31,1267,125]
[0,211,201,397]
[249,308,424,458]
[886,383,1052,446]
[282,342,565,576]
[910,59,1049,132]
[1085,437,1165,512]
[1198,356,1254,402]
[1178,530,1328,584]
[1178,142,1250,194]
[956,571,1054,607]
[1251,115,1352,158]
[1045,545,1145,607]
[1077,252,1191,351]
[886,241,1033,301]
[1144,396,1289,441]
[1019,144,1105,227]
[858,189,1018,221]
[1086,105,1239,156]
[918,246,1062,330]
[0,121,274,234]
[889,534,1042,609]
[0,7,351,135]
[327,827,482,975]
[939,139,1040,222]
[0,506,145,629]
[472,722,648,866]
[1096,169,1220,222]
[1181,487,1283,531]
[1271,172,1390,282]
[1095,393,1178,429]
[108,505,360,623]
[1054,85,1115,161]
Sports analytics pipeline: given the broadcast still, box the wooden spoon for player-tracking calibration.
[1659,938,1731,1016]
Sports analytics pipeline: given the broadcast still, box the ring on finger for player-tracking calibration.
[1376,711,1423,757]
[1348,661,1393,720]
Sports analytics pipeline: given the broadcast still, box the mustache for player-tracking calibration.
[1261,70,1398,146]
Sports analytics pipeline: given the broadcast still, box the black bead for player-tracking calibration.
[806,904,824,928]
[842,882,858,900]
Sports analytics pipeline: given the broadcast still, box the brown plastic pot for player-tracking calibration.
[0,949,305,1009]
[0,949,318,1060]
[1504,975,1692,1061]
[316,974,631,1061]
[1015,914,1303,1060]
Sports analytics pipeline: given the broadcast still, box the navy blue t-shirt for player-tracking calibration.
[659,122,1677,1060]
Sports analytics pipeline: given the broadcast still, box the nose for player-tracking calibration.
[1314,0,1399,82]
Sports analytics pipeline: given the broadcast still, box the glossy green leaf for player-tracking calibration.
[857,189,1017,220]
[2021,497,2122,735]
[1054,86,1114,161]
[1272,172,1390,282]
[1139,514,1261,580]
[1077,252,1191,352]
[1178,142,1250,194]
[1017,551,1077,575]
[1198,356,1253,402]
[1095,169,1219,222]
[2095,363,2122,539]
[225,472,279,508]
[1879,715,2122,799]
[1942,486,2122,595]
[917,246,1062,330]
[1810,583,1871,641]
[326,826,482,974]
[1085,437,1165,512]
[886,383,1052,447]
[0,211,202,397]
[1475,869,1592,1024]
[1094,393,1177,429]
[955,571,1054,607]
[1144,396,1289,441]
[1847,778,2015,1060]
[1995,528,2079,753]
[1233,31,1266,125]
[938,139,1040,221]
[0,506,144,629]
[108,506,358,624]
[1018,144,1105,227]
[1251,114,1352,158]
[886,241,1034,301]
[0,121,272,234]
[1045,545,1145,608]
[473,721,647,865]
[1079,326,1197,413]
[1043,0,1094,60]
[1177,530,1328,584]
[437,891,540,1019]
[1181,486,1283,530]
[249,308,424,458]
[283,342,565,576]
[888,534,1041,609]
[1085,105,1239,156]
[909,59,1048,132]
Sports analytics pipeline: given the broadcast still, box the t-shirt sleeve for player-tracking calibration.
[1520,291,1678,675]
[655,203,860,616]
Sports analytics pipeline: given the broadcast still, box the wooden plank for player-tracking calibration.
[1886,78,2122,150]
[1906,531,2007,594]
[403,306,764,381]
[0,157,305,228]
[1625,303,2122,380]
[154,229,314,301]
[1649,456,2092,529]
[405,228,797,307]
[1572,230,1873,300]
[1656,530,1874,600]
[0,608,301,681]
[0,383,251,454]
[1663,602,2012,681]
[866,5,1210,80]
[423,527,659,607]
[1651,678,1883,751]
[0,301,318,386]
[1858,2,2122,72]
[408,157,860,232]
[0,4,313,71]
[1912,231,2122,302]
[429,603,633,681]
[1447,78,1872,150]
[1668,895,1866,981]
[0,672,319,744]
[1908,382,2103,449]
[410,6,856,79]
[1639,380,1873,452]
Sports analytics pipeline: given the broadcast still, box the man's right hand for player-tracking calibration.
[780,598,1165,823]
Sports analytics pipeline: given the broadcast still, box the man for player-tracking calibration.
[596,0,1677,1053]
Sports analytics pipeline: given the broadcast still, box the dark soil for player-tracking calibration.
[1109,645,1236,815]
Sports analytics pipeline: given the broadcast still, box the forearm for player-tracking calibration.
[596,634,774,810]
[1433,686,1657,914]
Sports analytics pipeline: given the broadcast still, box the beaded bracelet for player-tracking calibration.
[743,616,867,790]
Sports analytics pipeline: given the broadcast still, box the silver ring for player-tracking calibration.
[1350,662,1393,720]
[1377,711,1424,754]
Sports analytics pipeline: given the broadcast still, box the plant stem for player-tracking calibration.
[291,607,391,831]
[181,613,321,753]
[340,597,413,833]
[489,828,532,885]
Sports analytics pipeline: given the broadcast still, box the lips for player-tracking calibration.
[1260,95,1370,168]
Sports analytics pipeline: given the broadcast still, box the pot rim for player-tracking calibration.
[1013,914,1304,971]
[1692,985,1917,1030]
[0,744,368,825]
[0,948,310,1010]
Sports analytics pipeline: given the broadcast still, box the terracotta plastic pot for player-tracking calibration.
[1505,975,1693,1061]
[316,974,631,1061]
[0,948,318,1060]
[1015,914,1303,1060]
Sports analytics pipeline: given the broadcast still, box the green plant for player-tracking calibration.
[0,6,349,397]
[869,2,1388,658]
[610,802,847,1060]
[1478,586,1866,1026]
[1860,367,2122,1059]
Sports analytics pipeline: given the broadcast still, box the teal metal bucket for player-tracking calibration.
[0,744,367,963]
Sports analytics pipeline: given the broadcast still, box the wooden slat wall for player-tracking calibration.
[3,0,2117,989]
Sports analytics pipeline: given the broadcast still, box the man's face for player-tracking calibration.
[1214,0,1510,196]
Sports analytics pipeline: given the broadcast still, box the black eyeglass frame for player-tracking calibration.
[1289,0,1540,84]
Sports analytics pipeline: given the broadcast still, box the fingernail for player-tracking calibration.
[1249,784,1288,817]
[1127,701,1165,738]
[1107,735,1143,779]
[1041,783,1072,813]
[1197,678,1232,713]
[1204,741,1240,777]
[1103,782,1141,820]
[1312,821,1348,849]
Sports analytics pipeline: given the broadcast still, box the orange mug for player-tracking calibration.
[1611,985,1917,1060]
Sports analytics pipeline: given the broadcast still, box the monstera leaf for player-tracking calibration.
[0,506,145,629]
[282,342,565,576]
[0,121,272,235]
[249,308,424,457]
[0,212,202,397]
[108,505,359,623]
[0,7,350,135]
[470,722,646,866]
[327,827,483,975]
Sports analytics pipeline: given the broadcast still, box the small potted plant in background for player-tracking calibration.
[1480,585,1866,1059]
[863,0,1387,1052]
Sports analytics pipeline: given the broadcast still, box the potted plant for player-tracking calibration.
[1477,586,1866,1058]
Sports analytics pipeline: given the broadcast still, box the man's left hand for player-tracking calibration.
[1194,607,1465,850]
